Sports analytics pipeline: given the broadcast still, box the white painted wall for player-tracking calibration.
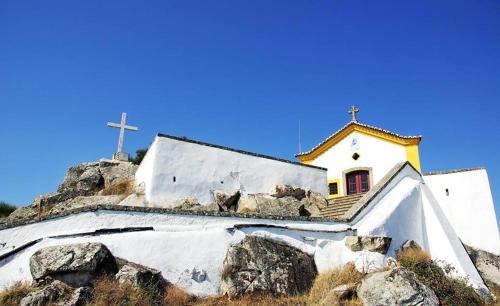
[0,211,382,296]
[310,131,407,196]
[353,164,488,293]
[136,135,328,206]
[0,164,490,295]
[424,169,500,255]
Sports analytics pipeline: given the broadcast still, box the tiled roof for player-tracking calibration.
[423,167,485,176]
[296,121,421,157]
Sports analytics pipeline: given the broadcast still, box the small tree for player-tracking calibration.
[0,201,17,217]
[130,148,148,165]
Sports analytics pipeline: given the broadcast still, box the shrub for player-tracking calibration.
[130,149,148,165]
[0,282,36,306]
[0,201,17,217]
[397,248,484,306]
[308,262,364,306]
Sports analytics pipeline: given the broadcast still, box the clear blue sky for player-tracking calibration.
[1,1,499,224]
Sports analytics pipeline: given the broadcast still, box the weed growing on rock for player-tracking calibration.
[0,282,36,306]
[397,248,484,306]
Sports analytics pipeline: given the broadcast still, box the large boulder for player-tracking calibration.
[115,260,168,293]
[357,267,439,306]
[220,236,317,297]
[30,243,118,287]
[20,280,71,306]
[464,245,500,288]
[237,194,304,216]
[345,236,392,254]
[58,160,137,195]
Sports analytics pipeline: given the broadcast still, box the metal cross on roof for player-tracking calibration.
[348,105,359,122]
[107,112,138,160]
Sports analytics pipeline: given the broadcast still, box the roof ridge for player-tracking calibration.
[156,133,327,171]
[423,167,485,176]
[296,121,421,157]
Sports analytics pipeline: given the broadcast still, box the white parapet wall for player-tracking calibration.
[0,210,379,296]
[135,134,328,206]
[423,168,500,255]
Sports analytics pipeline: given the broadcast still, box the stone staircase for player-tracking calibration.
[320,193,365,219]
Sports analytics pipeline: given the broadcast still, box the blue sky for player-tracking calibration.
[1,1,499,224]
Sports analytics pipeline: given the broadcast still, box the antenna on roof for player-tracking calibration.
[298,119,302,154]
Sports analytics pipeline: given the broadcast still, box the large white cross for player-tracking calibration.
[107,112,138,154]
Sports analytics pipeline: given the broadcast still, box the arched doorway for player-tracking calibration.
[346,170,370,195]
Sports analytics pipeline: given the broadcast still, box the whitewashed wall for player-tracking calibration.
[0,165,490,295]
[0,211,380,296]
[353,164,487,293]
[424,169,500,255]
[310,131,407,195]
[136,135,328,206]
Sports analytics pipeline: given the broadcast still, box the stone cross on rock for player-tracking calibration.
[348,105,359,122]
[107,112,138,161]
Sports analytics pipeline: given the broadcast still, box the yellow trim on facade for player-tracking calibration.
[327,178,341,199]
[405,145,421,172]
[297,123,421,164]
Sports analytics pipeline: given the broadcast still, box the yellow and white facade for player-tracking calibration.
[296,119,421,199]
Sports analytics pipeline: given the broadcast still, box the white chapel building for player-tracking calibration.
[136,106,500,256]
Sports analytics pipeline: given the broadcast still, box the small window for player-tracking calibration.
[328,182,338,195]
[445,188,449,196]
[352,153,360,160]
[173,176,176,182]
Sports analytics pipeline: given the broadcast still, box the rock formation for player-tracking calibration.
[345,236,392,254]
[464,244,500,288]
[30,243,118,287]
[219,235,317,297]
[357,267,439,306]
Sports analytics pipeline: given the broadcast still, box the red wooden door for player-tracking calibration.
[347,171,370,195]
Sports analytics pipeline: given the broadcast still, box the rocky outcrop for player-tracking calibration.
[20,280,71,306]
[269,185,306,200]
[464,245,500,288]
[345,236,392,254]
[237,194,303,216]
[30,243,118,287]
[58,160,137,194]
[0,160,138,226]
[219,235,317,297]
[357,267,439,306]
[213,190,240,212]
[65,286,93,306]
[115,260,168,293]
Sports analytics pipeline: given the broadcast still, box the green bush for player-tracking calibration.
[399,252,484,306]
[130,148,148,165]
[0,201,17,217]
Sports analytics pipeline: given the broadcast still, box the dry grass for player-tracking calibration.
[89,277,152,306]
[486,282,500,306]
[396,247,432,265]
[163,285,198,306]
[307,262,364,306]
[196,292,308,306]
[0,282,36,306]
[101,180,134,196]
